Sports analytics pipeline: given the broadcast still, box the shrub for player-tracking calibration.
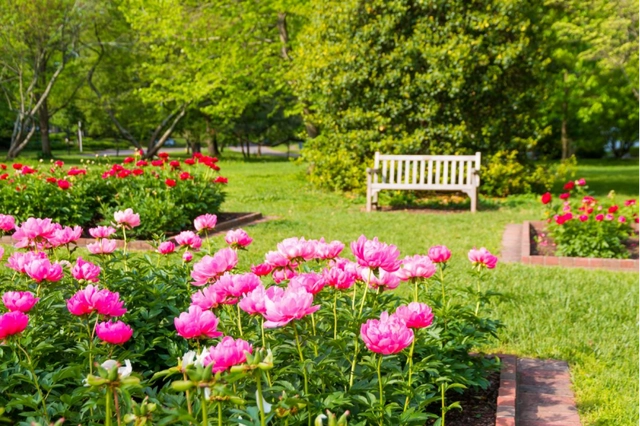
[540,180,638,258]
[0,216,501,425]
[0,153,226,239]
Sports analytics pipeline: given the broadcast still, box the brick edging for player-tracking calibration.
[0,212,265,252]
[496,355,517,426]
[519,221,639,272]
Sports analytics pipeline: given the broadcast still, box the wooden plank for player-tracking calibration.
[373,152,380,184]
[389,160,395,184]
[419,160,425,184]
[382,159,388,183]
[466,160,471,185]
[405,160,411,184]
[371,183,475,190]
[435,161,441,185]
[378,154,480,161]
[427,160,433,185]
[443,160,448,186]
[396,160,403,184]
[412,160,418,184]
[458,160,464,185]
[451,160,457,185]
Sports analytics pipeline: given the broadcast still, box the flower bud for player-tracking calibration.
[86,375,108,386]
[171,380,195,392]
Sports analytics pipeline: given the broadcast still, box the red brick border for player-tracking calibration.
[519,221,639,272]
[496,355,517,426]
[0,212,265,252]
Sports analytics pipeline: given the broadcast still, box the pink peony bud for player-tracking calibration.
[183,251,193,263]
[468,247,498,269]
[113,208,140,229]
[71,257,101,282]
[428,245,451,264]
[0,311,29,339]
[174,306,223,339]
[225,229,253,249]
[577,178,586,186]
[393,303,434,329]
[360,311,413,355]
[194,214,217,232]
[2,291,38,312]
[96,320,133,345]
[157,241,176,254]
[202,336,252,373]
[624,199,636,207]
[350,235,401,272]
[175,231,202,250]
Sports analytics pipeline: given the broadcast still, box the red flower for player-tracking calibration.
[563,181,575,191]
[46,177,57,183]
[21,166,36,175]
[559,193,570,200]
[57,179,71,190]
[123,157,134,164]
[54,160,64,167]
[541,192,552,204]
[214,176,228,184]
[117,170,132,178]
[112,164,124,172]
[210,164,221,171]
[67,167,86,176]
[151,160,164,167]
[0,173,8,180]
[608,205,619,214]
[194,153,203,159]
[136,160,148,167]
[132,168,144,176]
[169,160,181,168]
[158,152,169,159]
[179,172,191,181]
[184,158,195,165]
[165,178,176,187]
[12,163,23,170]
[0,164,6,170]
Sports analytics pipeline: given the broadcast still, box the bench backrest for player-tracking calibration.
[372,152,481,189]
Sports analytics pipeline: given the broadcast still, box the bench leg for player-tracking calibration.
[366,185,372,212]
[372,190,379,210]
[470,188,478,213]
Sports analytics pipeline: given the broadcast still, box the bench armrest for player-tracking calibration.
[366,168,381,175]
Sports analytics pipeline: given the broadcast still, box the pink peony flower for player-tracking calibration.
[577,178,586,186]
[251,263,274,276]
[618,216,627,223]
[393,303,434,329]
[87,238,117,254]
[12,217,58,247]
[277,237,316,262]
[350,235,401,272]
[218,272,261,297]
[289,272,326,295]
[113,208,140,229]
[396,255,436,281]
[579,215,589,222]
[272,267,297,284]
[183,251,193,263]
[312,238,345,260]
[0,311,29,340]
[2,291,38,312]
[157,241,176,254]
[624,199,636,207]
[595,214,604,222]
[468,248,498,269]
[225,229,253,249]
[202,336,252,373]
[6,251,47,274]
[0,214,15,232]
[360,311,414,355]
[174,306,223,339]
[48,225,82,247]
[263,286,320,328]
[191,283,236,310]
[264,251,290,268]
[428,245,451,263]
[175,231,202,250]
[191,248,238,286]
[96,321,133,345]
[322,266,356,290]
[71,257,101,282]
[89,226,117,239]
[605,213,614,221]
[24,257,64,283]
[66,285,127,317]
[361,267,401,290]
[194,214,217,232]
[238,285,268,315]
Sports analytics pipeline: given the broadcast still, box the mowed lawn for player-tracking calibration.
[210,158,639,426]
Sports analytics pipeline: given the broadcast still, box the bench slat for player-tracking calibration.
[371,183,475,190]
[435,161,440,185]
[451,160,457,185]
[389,160,395,184]
[412,160,418,184]
[378,154,479,161]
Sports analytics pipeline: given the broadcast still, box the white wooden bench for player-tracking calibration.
[366,152,481,213]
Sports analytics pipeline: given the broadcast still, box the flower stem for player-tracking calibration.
[377,354,384,426]
[351,284,357,310]
[256,372,266,426]
[105,387,112,426]
[348,338,359,389]
[114,388,122,426]
[293,324,309,396]
[414,279,419,303]
[201,388,208,426]
[260,316,266,348]
[333,291,338,340]
[403,339,416,412]
[358,269,373,317]
[217,401,223,426]
[183,372,193,416]
[16,342,48,421]
[441,382,446,426]
[236,304,244,337]
[122,227,128,271]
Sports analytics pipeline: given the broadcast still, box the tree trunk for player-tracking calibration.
[257,143,262,157]
[39,99,51,158]
[205,116,220,156]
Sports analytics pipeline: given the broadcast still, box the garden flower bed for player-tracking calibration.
[0,212,504,425]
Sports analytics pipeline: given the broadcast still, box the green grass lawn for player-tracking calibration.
[208,158,638,426]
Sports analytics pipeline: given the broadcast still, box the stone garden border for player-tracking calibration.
[0,212,265,252]
[501,221,638,271]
